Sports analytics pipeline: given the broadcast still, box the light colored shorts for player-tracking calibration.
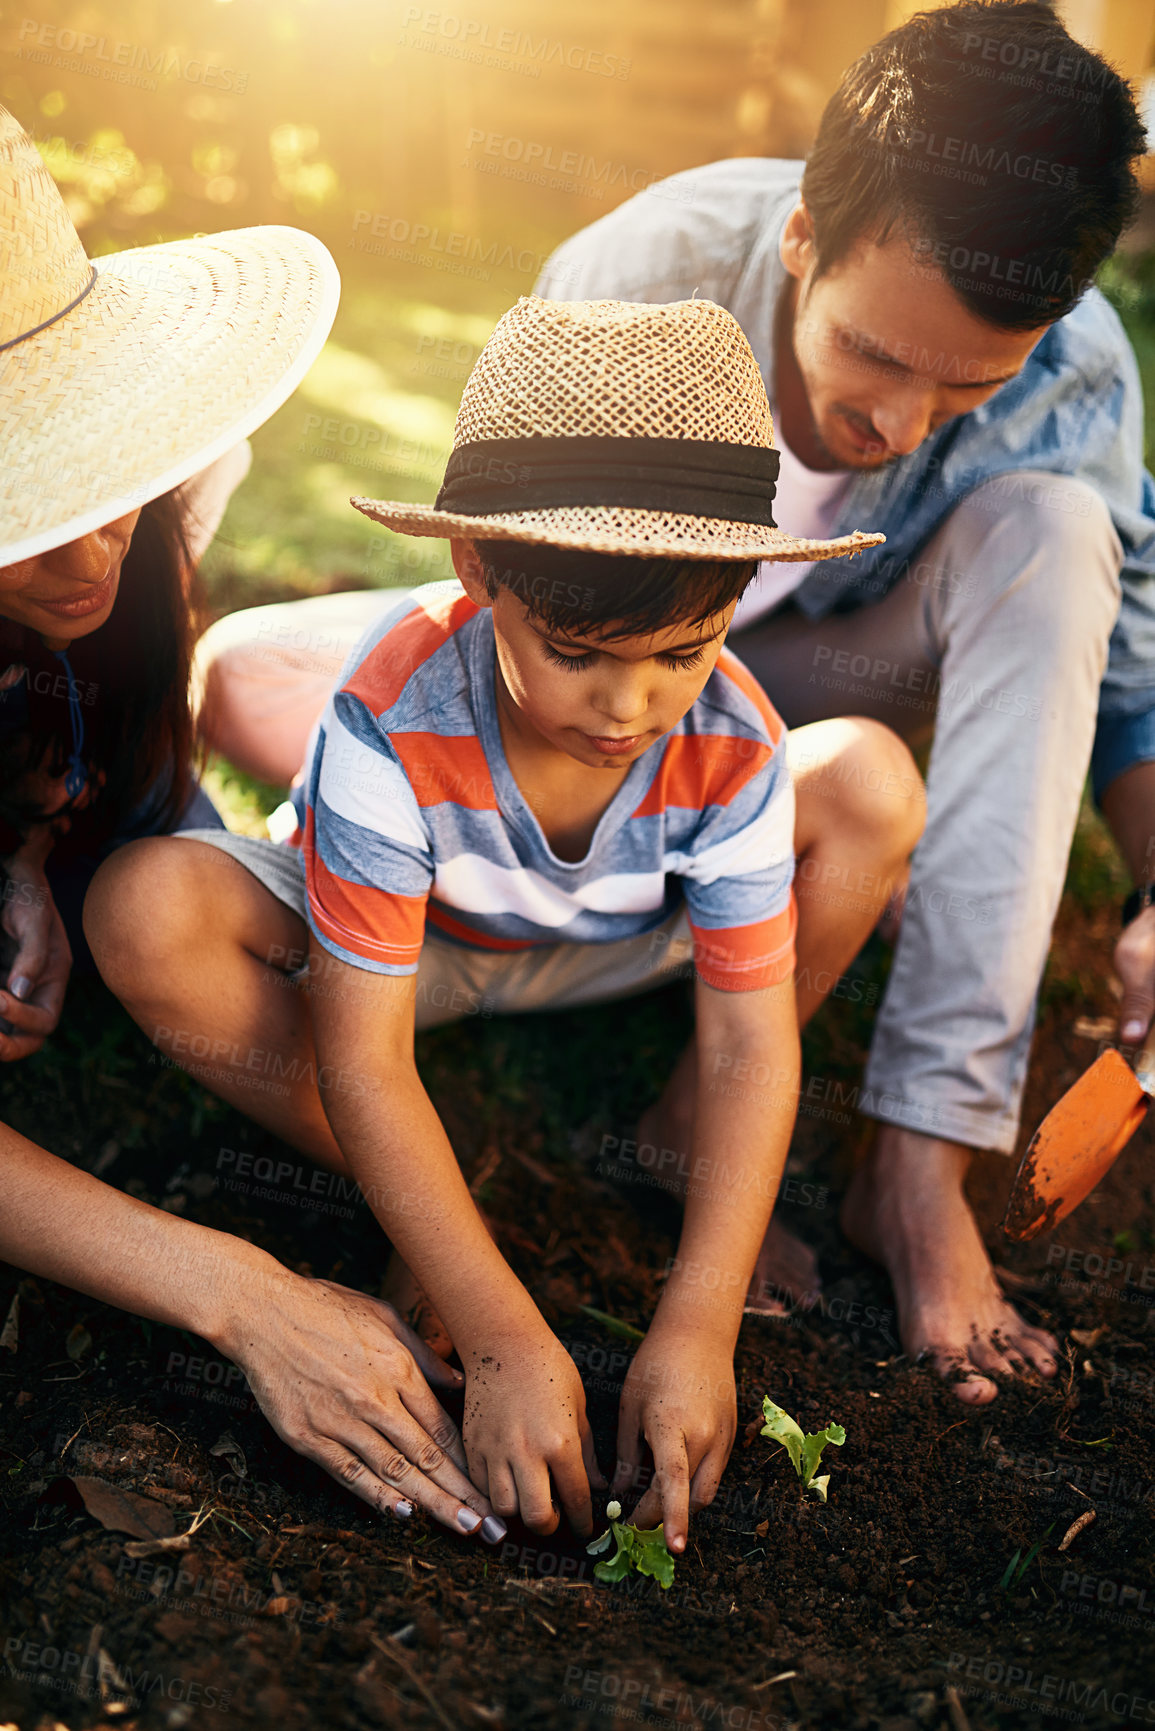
[178,828,696,1031]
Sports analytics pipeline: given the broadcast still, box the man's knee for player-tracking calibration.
[85,837,202,996]
[935,470,1122,671]
[949,471,1120,611]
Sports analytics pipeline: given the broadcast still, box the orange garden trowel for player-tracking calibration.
[1003,1029,1155,1240]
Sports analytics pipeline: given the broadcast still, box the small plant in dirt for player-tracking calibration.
[761,1396,846,1502]
[999,1523,1055,1593]
[586,1500,675,1590]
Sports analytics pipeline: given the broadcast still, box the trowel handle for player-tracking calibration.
[1135,1026,1155,1096]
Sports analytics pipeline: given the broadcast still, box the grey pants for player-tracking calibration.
[734,471,1124,1153]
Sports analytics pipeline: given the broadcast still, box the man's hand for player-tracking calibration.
[462,1322,604,1537]
[0,858,71,1060]
[611,1318,737,1556]
[224,1270,500,1538]
[1115,902,1155,1044]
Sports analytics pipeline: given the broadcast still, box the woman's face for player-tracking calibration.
[0,510,141,650]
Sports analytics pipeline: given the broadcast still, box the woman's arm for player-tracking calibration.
[0,1119,497,1535]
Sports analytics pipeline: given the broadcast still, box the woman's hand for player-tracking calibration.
[612,1318,737,1556]
[461,1321,605,1537]
[0,847,71,1060]
[222,1269,502,1539]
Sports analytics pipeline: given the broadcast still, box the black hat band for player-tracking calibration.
[435,434,779,525]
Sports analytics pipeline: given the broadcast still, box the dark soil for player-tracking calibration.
[1,873,1152,1731]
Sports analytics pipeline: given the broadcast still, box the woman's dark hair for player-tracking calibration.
[477,538,758,641]
[800,0,1147,330]
[0,489,199,856]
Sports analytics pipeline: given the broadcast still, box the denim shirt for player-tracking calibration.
[537,157,1155,741]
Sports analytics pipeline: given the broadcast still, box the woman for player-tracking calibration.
[0,103,499,1543]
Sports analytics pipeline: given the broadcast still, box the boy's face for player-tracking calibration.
[452,540,736,770]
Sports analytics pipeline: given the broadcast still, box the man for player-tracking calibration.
[536,0,1155,1402]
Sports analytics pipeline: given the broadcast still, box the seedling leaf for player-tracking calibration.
[761,1397,846,1497]
[586,1513,675,1590]
[578,1305,645,1342]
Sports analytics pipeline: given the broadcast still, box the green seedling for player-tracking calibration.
[578,1305,645,1342]
[999,1523,1055,1592]
[760,1396,846,1502]
[586,1500,675,1590]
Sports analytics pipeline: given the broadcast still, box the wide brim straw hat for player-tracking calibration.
[351,295,884,562]
[0,103,340,567]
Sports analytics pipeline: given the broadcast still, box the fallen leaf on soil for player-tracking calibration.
[209,1431,247,1478]
[1058,1509,1097,1551]
[69,1476,177,1541]
[123,1503,215,1558]
[1071,1327,1105,1347]
[0,1295,17,1354]
[65,1324,92,1362]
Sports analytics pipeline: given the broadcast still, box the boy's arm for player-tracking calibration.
[308,940,602,1535]
[614,972,800,1554]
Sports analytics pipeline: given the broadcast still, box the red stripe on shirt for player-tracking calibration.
[713,649,785,747]
[345,589,479,717]
[689,893,797,991]
[632,732,772,819]
[303,808,427,966]
[388,732,498,810]
[425,902,537,951]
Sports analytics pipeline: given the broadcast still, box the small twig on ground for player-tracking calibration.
[370,1632,456,1731]
[752,1671,797,1693]
[944,1683,972,1731]
[1058,1509,1096,1551]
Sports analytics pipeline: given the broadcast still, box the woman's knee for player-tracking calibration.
[84,836,205,996]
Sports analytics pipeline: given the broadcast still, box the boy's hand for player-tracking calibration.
[611,1319,737,1555]
[462,1323,605,1537]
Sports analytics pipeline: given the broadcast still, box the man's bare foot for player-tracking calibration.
[380,1250,454,1362]
[841,1126,1058,1404]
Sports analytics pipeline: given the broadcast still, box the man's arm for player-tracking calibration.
[308,940,603,1534]
[615,970,800,1552]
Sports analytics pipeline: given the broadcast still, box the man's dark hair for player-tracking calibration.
[476,539,757,641]
[800,0,1147,329]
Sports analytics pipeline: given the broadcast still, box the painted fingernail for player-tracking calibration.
[9,976,30,1001]
[456,1508,483,1533]
[480,1515,507,1544]
[393,1500,414,1519]
[1123,1020,1145,1041]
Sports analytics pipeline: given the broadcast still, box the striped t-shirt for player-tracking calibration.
[293,581,796,992]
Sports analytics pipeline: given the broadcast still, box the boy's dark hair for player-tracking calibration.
[800,0,1147,330]
[476,539,758,641]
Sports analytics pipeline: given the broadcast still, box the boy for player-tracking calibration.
[88,296,922,1552]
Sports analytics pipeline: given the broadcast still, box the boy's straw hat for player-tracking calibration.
[0,104,340,566]
[352,295,884,562]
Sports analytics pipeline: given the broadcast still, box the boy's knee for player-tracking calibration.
[828,720,925,852]
[85,837,202,993]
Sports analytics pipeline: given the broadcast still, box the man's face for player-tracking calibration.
[780,205,1051,470]
[451,540,735,769]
